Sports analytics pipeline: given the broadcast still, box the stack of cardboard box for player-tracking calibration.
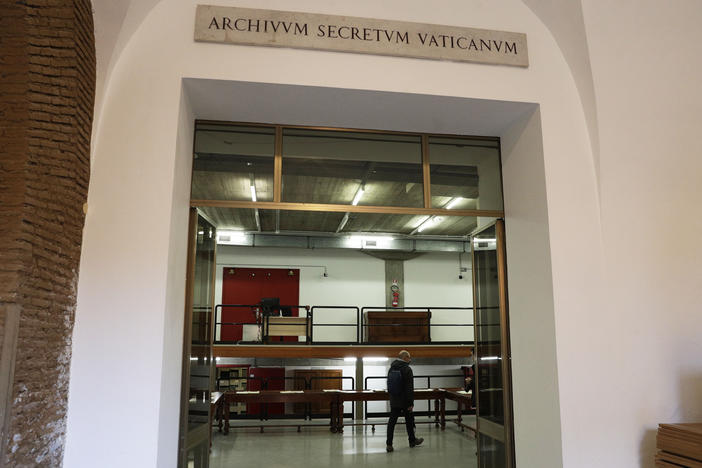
[656,423,702,467]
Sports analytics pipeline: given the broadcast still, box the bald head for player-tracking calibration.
[398,350,411,362]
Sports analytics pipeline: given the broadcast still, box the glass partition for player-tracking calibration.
[282,128,423,207]
[179,211,216,468]
[192,123,275,202]
[429,137,502,211]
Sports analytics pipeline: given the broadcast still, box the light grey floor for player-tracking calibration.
[210,418,477,468]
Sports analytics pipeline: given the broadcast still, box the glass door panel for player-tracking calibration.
[179,210,217,468]
[472,220,514,467]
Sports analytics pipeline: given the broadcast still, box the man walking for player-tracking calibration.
[386,350,424,452]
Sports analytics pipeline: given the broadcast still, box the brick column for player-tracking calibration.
[0,1,95,466]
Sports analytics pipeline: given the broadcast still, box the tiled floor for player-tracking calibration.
[209,418,477,468]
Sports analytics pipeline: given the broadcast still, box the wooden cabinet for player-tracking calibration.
[293,369,342,415]
[365,311,430,343]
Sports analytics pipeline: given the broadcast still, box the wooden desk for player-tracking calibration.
[365,311,430,343]
[334,389,446,432]
[263,316,310,342]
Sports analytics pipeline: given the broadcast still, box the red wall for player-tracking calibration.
[247,367,285,415]
[220,267,300,342]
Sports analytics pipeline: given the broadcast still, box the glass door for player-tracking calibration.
[178,210,217,468]
[471,219,514,468]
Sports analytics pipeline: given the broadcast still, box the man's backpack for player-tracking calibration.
[387,368,403,396]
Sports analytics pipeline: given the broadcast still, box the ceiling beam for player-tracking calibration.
[213,345,473,359]
[191,199,503,218]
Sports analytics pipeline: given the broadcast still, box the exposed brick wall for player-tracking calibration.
[0,1,95,466]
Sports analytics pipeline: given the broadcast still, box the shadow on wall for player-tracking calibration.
[678,372,702,420]
[638,371,702,467]
[639,428,656,468]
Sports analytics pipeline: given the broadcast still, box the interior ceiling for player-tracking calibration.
[184,79,536,136]
[198,207,483,238]
[192,123,496,237]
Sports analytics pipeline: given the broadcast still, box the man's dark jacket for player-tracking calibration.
[388,359,414,408]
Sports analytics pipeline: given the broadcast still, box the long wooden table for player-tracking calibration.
[218,388,474,434]
[222,390,339,433]
[333,389,447,432]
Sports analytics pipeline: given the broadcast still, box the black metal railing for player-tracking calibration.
[309,306,360,344]
[213,304,479,345]
[215,304,310,344]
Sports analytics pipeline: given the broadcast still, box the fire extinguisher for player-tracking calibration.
[391,280,400,307]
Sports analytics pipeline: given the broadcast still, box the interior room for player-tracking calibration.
[7,2,702,468]
[181,119,510,467]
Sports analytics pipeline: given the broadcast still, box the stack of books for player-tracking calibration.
[656,423,702,467]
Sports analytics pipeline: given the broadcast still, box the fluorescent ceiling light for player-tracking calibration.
[445,197,463,210]
[217,230,247,244]
[250,185,257,202]
[351,186,365,206]
[337,213,349,232]
[472,238,496,243]
[343,357,358,362]
[363,357,389,362]
[480,356,500,361]
[417,216,442,233]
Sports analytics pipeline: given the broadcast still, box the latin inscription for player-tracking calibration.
[195,6,529,67]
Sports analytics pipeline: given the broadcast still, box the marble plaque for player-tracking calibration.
[195,5,529,67]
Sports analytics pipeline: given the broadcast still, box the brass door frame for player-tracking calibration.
[471,219,515,468]
[178,209,218,468]
[177,208,199,467]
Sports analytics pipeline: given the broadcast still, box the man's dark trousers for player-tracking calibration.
[386,406,416,446]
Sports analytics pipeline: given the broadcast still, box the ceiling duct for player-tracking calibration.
[361,250,424,261]
[217,232,470,253]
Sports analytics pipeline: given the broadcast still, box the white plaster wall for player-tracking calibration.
[501,108,562,467]
[67,1,603,467]
[404,253,473,342]
[577,2,702,467]
[156,88,195,467]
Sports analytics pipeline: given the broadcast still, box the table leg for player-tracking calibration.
[440,397,446,430]
[337,399,344,433]
[224,400,230,435]
[457,400,463,431]
[217,401,223,433]
[209,405,214,449]
[434,398,440,427]
[330,400,337,433]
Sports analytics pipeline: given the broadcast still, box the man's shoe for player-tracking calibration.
[410,437,424,448]
[386,445,394,452]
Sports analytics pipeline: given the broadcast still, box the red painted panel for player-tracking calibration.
[221,267,300,342]
[248,367,285,415]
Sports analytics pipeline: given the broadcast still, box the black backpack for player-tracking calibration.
[387,368,403,396]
